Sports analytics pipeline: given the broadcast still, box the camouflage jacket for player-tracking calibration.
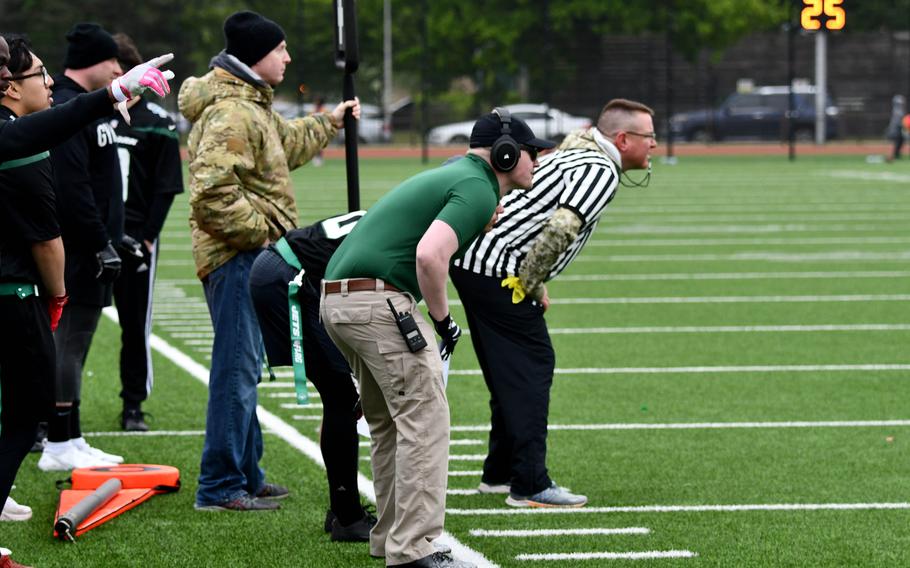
[179,66,337,279]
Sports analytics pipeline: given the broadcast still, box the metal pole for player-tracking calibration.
[382,0,393,143]
[420,0,429,164]
[787,0,796,160]
[665,0,675,160]
[814,30,827,144]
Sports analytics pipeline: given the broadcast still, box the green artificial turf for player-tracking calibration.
[4,154,909,567]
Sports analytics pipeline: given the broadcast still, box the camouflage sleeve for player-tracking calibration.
[188,105,270,250]
[518,207,583,300]
[275,112,338,170]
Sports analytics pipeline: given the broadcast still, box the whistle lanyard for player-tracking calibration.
[275,237,308,405]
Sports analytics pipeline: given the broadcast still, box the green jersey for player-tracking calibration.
[326,153,499,301]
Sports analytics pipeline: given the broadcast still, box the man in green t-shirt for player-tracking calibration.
[321,110,553,568]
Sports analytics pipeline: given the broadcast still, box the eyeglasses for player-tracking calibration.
[624,130,658,143]
[520,144,538,162]
[10,65,49,86]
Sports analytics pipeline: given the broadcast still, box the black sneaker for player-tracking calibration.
[122,408,149,432]
[194,494,280,511]
[324,509,336,533]
[330,510,378,542]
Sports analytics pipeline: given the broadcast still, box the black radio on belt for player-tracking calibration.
[386,298,428,353]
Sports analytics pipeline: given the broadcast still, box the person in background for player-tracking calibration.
[110,33,184,432]
[886,94,906,162]
[180,10,360,512]
[39,23,127,471]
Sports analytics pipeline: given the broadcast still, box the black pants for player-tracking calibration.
[450,266,555,496]
[0,294,55,506]
[249,248,363,524]
[892,133,905,160]
[112,237,157,408]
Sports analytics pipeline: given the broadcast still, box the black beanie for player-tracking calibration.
[224,11,286,67]
[63,23,118,70]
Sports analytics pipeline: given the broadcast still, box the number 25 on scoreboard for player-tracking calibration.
[801,0,846,31]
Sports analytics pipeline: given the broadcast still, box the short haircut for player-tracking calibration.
[112,32,142,69]
[597,98,654,134]
[3,35,35,76]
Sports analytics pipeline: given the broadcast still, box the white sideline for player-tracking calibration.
[516,550,697,561]
[471,528,650,537]
[575,251,910,263]
[85,430,206,437]
[102,307,498,568]
[587,236,910,247]
[447,503,910,516]
[450,419,910,433]
[448,363,910,376]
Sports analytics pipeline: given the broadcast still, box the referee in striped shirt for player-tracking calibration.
[451,99,657,508]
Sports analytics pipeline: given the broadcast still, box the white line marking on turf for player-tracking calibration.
[280,402,324,409]
[576,251,910,263]
[110,307,496,567]
[450,420,910,433]
[546,294,910,305]
[448,503,910,516]
[515,551,697,561]
[823,170,910,183]
[292,415,323,421]
[448,489,481,495]
[85,430,206,437]
[448,364,910,376]
[449,471,483,476]
[267,392,321,399]
[471,528,650,537]
[603,224,899,235]
[588,236,910,247]
[360,439,482,448]
[546,324,910,335]
[556,271,910,282]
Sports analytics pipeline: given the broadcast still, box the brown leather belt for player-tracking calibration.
[323,279,400,295]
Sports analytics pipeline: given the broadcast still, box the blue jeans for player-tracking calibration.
[196,250,266,506]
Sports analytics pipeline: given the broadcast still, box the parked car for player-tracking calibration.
[668,86,839,142]
[273,100,391,144]
[427,104,591,145]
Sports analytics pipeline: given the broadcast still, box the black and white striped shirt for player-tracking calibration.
[454,136,619,281]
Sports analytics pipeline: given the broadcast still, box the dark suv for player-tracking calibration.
[669,86,839,142]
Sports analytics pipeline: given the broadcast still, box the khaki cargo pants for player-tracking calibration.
[320,282,449,565]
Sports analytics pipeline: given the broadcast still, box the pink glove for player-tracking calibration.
[110,54,175,124]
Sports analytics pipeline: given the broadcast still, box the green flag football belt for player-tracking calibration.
[275,237,309,405]
[0,282,39,299]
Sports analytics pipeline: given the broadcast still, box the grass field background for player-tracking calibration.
[3,154,909,567]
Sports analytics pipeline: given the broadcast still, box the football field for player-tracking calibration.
[5,154,910,567]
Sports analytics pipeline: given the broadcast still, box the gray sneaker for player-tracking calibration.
[194,494,280,511]
[505,482,587,508]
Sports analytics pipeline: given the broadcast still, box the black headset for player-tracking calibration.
[490,107,521,172]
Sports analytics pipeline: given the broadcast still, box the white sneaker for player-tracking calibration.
[72,437,124,464]
[1,497,32,521]
[38,443,115,471]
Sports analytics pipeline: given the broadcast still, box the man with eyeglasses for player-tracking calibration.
[0,36,69,568]
[451,98,657,508]
[0,35,175,162]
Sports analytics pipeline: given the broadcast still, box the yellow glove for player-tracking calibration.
[501,276,526,304]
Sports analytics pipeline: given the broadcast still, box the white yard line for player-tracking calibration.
[450,295,910,307]
[279,403,324,409]
[546,324,910,335]
[556,271,910,282]
[448,364,910,376]
[516,550,697,561]
[448,502,910,516]
[587,236,910,247]
[450,420,910,433]
[449,471,483,477]
[103,307,497,568]
[471,528,650,537]
[576,251,910,263]
[603,224,899,235]
[85,430,206,437]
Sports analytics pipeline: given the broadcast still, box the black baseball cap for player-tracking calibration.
[469,111,556,150]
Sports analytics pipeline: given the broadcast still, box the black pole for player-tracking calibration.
[787,0,796,161]
[665,0,675,159]
[334,0,361,211]
[420,0,429,164]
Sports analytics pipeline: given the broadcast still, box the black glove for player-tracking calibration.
[95,242,122,283]
[431,313,462,361]
[117,235,149,272]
